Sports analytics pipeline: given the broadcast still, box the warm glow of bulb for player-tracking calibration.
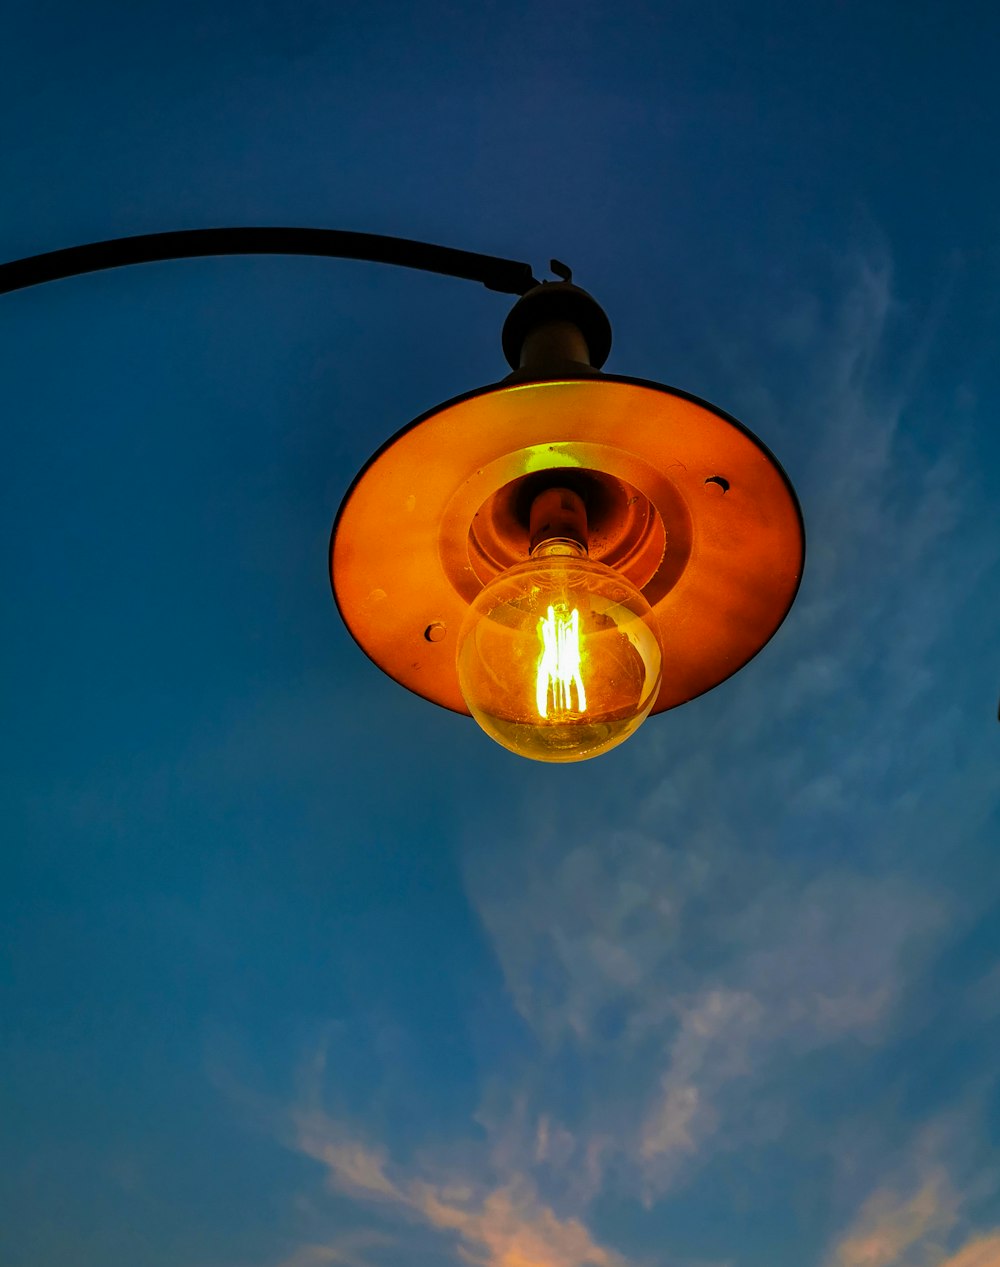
[536,604,587,718]
[456,544,663,763]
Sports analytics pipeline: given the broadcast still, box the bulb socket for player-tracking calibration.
[529,487,589,554]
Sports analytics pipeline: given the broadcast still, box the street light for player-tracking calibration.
[1,227,804,763]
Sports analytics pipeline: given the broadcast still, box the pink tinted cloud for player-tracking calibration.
[291,1106,628,1267]
[939,1235,1000,1267]
[828,1170,957,1267]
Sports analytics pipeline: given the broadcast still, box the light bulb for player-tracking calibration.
[456,489,662,763]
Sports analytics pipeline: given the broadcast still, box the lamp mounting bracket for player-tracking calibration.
[0,227,542,298]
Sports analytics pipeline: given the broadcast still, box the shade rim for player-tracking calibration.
[330,372,806,717]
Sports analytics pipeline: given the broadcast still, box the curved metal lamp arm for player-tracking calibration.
[0,226,542,298]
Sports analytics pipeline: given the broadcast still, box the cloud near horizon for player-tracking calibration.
[290,1099,630,1267]
[940,1238,1000,1267]
[824,1137,1000,1267]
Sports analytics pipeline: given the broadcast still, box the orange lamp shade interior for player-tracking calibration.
[330,375,804,717]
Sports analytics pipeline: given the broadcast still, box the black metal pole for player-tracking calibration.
[0,227,541,298]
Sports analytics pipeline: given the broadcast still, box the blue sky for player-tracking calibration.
[2,2,999,1265]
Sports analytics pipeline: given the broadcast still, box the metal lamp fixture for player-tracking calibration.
[1,227,804,763]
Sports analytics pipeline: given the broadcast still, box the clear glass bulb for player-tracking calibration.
[457,539,663,763]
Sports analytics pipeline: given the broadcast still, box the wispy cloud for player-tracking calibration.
[469,829,945,1200]
[824,1119,1000,1267]
[940,1236,1000,1267]
[284,1045,630,1267]
[828,1169,958,1267]
[291,1105,629,1267]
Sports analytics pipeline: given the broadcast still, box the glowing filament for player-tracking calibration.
[536,604,587,718]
